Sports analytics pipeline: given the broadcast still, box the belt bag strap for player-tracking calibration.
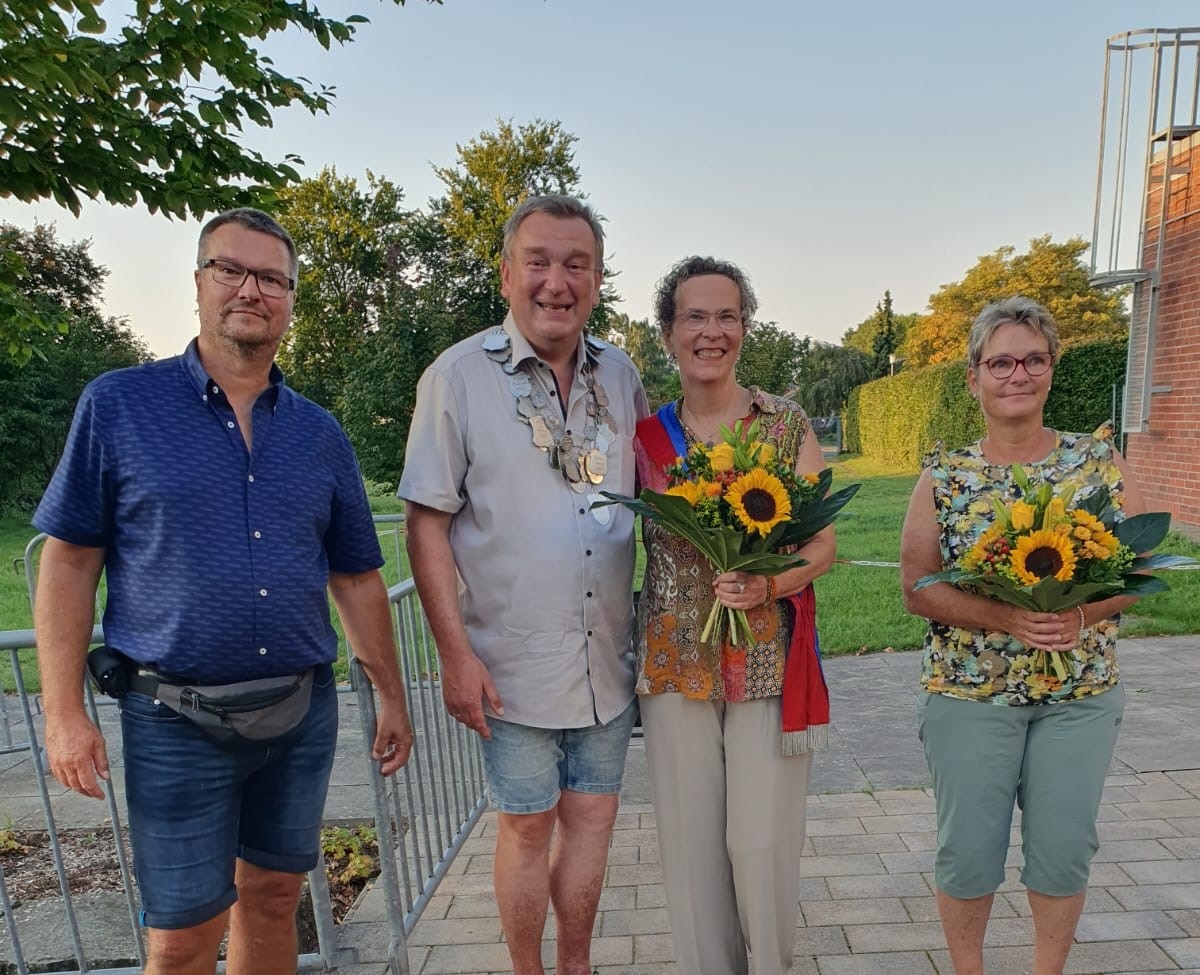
[145,669,315,744]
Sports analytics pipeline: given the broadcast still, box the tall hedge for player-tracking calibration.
[843,338,1126,468]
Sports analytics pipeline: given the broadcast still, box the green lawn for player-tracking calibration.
[4,461,1198,691]
[813,457,926,655]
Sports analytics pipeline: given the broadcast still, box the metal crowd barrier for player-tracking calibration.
[349,578,488,975]
[1,524,487,974]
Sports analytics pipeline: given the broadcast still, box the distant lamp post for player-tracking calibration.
[888,353,901,377]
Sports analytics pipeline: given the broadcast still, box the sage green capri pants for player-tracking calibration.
[918,683,1124,899]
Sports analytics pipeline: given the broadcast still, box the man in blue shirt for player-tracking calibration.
[33,208,412,975]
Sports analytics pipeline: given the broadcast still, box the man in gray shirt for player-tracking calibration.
[399,195,647,975]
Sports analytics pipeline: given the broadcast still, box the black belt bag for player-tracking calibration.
[87,646,317,745]
[130,666,315,746]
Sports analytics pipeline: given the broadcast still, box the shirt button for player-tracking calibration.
[259,647,268,655]
[212,385,220,394]
[578,508,585,515]
[585,549,592,556]
[253,531,262,539]
[587,629,593,637]
[202,394,208,402]
[586,591,593,598]
[248,475,255,483]
[226,420,235,429]
[259,588,268,597]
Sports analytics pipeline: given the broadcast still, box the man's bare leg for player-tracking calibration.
[226,859,306,975]
[495,807,558,975]
[551,790,619,975]
[144,911,229,975]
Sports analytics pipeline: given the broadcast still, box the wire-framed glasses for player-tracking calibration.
[979,352,1054,379]
[675,309,743,332]
[201,259,294,298]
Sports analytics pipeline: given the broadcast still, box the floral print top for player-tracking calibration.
[922,426,1124,706]
[633,388,810,701]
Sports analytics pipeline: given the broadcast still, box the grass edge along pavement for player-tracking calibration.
[2,458,1199,693]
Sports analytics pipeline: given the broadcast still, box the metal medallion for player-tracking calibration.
[584,449,608,484]
[529,416,555,450]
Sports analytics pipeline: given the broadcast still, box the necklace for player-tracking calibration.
[680,394,751,448]
[482,327,617,492]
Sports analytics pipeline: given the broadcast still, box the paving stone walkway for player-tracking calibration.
[337,636,1200,975]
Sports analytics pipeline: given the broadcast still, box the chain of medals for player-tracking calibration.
[482,327,617,494]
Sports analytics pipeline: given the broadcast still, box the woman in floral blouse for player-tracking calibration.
[633,256,835,975]
[900,296,1151,975]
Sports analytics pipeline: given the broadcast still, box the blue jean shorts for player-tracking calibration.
[480,698,639,814]
[119,663,337,930]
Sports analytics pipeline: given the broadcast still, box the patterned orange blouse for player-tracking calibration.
[632,388,812,701]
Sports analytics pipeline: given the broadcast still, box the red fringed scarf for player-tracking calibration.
[782,584,829,755]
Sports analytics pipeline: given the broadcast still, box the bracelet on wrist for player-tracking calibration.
[1077,605,1087,639]
[762,575,776,607]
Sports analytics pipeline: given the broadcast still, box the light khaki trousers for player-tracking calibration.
[640,693,812,975]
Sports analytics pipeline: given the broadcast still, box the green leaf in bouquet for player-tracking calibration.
[911,569,965,591]
[1130,552,1198,572]
[1114,512,1171,553]
[1026,577,1132,611]
[1120,574,1172,597]
[774,482,861,548]
[961,574,1041,610]
[726,550,807,574]
[1012,464,1030,492]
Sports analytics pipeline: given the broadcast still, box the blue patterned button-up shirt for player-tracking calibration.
[34,340,382,683]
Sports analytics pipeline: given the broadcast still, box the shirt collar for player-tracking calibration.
[179,338,285,405]
[500,313,605,377]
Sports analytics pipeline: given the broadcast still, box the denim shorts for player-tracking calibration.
[918,683,1124,899]
[119,663,337,930]
[480,697,639,814]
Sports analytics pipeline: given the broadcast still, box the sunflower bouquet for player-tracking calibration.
[599,418,859,648]
[914,464,1192,675]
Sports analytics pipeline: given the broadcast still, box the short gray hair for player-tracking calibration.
[501,194,605,269]
[197,207,299,279]
[653,256,758,333]
[968,296,1061,366]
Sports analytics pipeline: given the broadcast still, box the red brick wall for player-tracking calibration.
[1125,135,1200,532]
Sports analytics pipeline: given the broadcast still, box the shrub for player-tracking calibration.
[843,339,1125,468]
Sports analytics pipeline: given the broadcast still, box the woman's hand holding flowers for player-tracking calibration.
[714,570,772,610]
[1000,605,1084,652]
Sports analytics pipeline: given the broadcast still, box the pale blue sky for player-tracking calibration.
[3,1,1198,357]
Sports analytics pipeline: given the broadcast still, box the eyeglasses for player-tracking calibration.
[201,259,294,298]
[978,352,1054,379]
[675,310,743,332]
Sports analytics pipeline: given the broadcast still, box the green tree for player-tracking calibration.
[842,290,917,377]
[340,209,513,485]
[795,341,872,417]
[901,235,1129,367]
[0,223,149,507]
[0,0,437,362]
[1,0,437,219]
[274,168,414,416]
[431,118,616,336]
[736,322,810,397]
[606,312,678,409]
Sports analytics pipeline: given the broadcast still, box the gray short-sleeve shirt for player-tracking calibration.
[398,315,649,728]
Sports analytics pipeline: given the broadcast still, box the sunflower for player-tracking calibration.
[725,468,792,536]
[666,480,705,506]
[1011,529,1078,585]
